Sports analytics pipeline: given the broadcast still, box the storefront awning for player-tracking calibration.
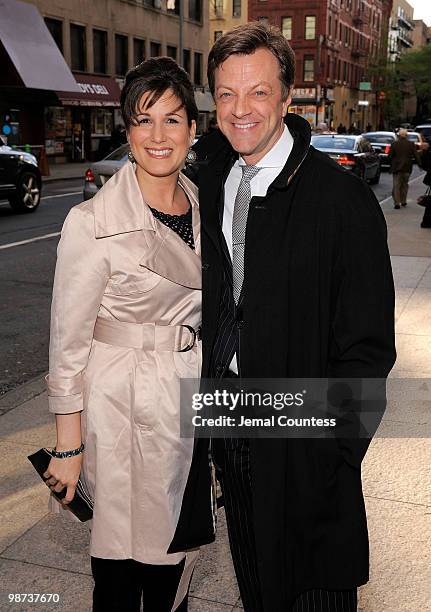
[194,90,215,113]
[57,75,121,107]
[0,0,79,92]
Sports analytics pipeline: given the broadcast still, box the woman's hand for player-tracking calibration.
[43,454,83,505]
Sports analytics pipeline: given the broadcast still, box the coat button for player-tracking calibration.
[202,262,210,271]
[236,319,245,329]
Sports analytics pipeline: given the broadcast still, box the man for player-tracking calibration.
[169,23,396,611]
[389,128,421,209]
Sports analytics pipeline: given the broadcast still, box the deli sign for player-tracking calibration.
[78,82,109,95]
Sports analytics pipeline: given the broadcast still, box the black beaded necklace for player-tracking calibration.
[149,204,195,250]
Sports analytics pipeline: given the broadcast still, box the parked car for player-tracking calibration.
[406,131,429,154]
[0,141,42,212]
[361,131,397,169]
[83,143,129,200]
[414,124,431,146]
[311,134,381,184]
[84,138,201,200]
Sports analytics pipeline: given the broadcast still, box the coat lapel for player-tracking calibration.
[92,162,201,290]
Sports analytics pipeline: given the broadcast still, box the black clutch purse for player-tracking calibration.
[27,448,93,522]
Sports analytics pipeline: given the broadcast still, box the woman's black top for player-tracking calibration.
[149,205,195,251]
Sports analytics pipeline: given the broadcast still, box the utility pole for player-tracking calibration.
[179,0,184,68]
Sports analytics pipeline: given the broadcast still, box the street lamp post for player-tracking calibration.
[179,0,184,68]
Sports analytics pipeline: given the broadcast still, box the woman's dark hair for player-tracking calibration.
[207,22,295,100]
[121,57,198,129]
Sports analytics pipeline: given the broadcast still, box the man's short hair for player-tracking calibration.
[207,22,295,101]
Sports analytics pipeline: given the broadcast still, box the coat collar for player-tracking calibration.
[93,161,201,289]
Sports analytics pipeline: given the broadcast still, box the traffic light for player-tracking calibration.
[1,113,12,138]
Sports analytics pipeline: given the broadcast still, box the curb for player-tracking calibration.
[42,175,84,184]
[0,373,47,415]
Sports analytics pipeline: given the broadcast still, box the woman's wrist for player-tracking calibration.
[49,443,85,459]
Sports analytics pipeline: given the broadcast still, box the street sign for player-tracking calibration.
[358,100,369,106]
[359,82,372,91]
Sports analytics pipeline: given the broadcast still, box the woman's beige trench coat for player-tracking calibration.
[46,161,201,606]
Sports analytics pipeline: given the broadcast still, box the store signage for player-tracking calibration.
[293,87,316,99]
[78,83,109,95]
[359,82,372,91]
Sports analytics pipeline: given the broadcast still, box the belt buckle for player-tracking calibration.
[179,325,197,352]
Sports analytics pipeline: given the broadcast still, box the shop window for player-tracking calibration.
[214,31,223,42]
[71,24,86,72]
[183,49,191,76]
[305,16,316,40]
[115,34,128,75]
[194,52,202,85]
[150,41,161,57]
[93,29,107,74]
[233,0,241,18]
[282,17,292,41]
[91,109,113,137]
[134,38,145,65]
[189,0,202,22]
[303,56,314,82]
[167,45,177,60]
[45,18,63,53]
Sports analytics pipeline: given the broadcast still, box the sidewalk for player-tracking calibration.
[0,176,430,612]
[42,162,89,183]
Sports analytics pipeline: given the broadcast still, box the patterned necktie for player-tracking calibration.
[232,165,261,304]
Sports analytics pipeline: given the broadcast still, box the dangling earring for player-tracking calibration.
[185,148,197,164]
[128,150,135,163]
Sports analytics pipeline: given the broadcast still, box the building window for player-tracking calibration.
[150,41,161,57]
[167,45,177,60]
[45,18,63,53]
[93,29,107,74]
[303,56,314,82]
[233,0,241,18]
[189,0,202,22]
[183,49,191,76]
[282,17,292,41]
[214,31,223,42]
[194,52,202,85]
[305,16,316,40]
[167,0,180,15]
[213,0,223,18]
[70,24,86,72]
[115,34,128,76]
[328,15,332,38]
[133,38,145,66]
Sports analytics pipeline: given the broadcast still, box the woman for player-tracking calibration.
[43,57,201,611]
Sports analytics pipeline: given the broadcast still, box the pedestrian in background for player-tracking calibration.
[389,127,421,209]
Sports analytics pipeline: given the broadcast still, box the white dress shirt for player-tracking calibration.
[222,124,294,373]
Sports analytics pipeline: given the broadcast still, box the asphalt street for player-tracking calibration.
[0,166,424,395]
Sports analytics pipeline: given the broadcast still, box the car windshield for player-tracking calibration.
[416,127,431,139]
[104,144,129,161]
[311,136,356,150]
[363,133,394,144]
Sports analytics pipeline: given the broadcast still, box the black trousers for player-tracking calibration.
[212,438,357,612]
[91,556,188,612]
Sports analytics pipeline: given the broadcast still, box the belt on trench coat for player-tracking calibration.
[93,317,201,352]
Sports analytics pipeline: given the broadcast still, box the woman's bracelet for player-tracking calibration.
[45,443,85,459]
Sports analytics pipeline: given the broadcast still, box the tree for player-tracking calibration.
[397,44,431,122]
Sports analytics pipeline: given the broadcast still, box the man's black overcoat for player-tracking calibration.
[169,113,396,610]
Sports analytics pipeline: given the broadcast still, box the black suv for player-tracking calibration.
[0,140,42,213]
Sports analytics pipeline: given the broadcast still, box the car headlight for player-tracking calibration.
[20,153,38,167]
